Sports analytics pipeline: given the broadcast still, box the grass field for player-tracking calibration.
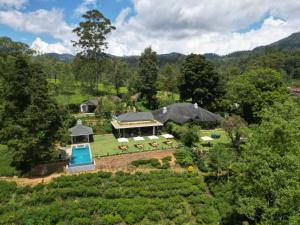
[0,145,20,176]
[198,128,229,145]
[90,134,179,157]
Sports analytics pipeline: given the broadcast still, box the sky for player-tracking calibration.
[0,0,299,56]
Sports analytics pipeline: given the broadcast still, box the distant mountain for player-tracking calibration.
[265,32,300,49]
[44,31,300,65]
[221,32,300,60]
[44,53,74,61]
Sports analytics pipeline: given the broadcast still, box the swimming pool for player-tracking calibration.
[69,144,93,167]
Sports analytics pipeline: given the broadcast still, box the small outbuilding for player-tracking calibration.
[80,99,98,113]
[69,120,94,144]
[111,112,163,138]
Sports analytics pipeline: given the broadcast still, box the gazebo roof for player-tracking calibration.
[68,124,93,137]
[152,103,222,124]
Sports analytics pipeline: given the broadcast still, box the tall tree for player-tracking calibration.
[225,68,287,123]
[109,59,129,97]
[0,56,64,171]
[179,54,222,110]
[138,47,159,109]
[72,9,115,94]
[221,115,247,159]
[158,63,179,100]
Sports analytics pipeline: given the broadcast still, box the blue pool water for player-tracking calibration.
[70,145,93,166]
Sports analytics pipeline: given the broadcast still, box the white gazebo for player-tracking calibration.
[68,120,94,144]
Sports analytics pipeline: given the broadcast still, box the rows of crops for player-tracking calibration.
[0,171,220,225]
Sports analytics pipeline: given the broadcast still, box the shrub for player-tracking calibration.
[174,148,194,167]
[131,158,161,169]
[162,156,172,163]
[67,103,80,113]
[180,126,199,147]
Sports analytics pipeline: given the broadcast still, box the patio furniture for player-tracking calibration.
[148,135,159,140]
[118,138,129,143]
[135,143,144,149]
[161,134,174,139]
[133,136,145,141]
[149,142,158,147]
[118,145,129,151]
[164,140,173,146]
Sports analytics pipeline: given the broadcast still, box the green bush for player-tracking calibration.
[174,147,194,167]
[67,103,80,113]
[180,126,199,147]
[131,158,161,168]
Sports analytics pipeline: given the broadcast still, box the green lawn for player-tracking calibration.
[0,144,20,176]
[90,134,179,157]
[197,128,230,149]
[90,128,229,157]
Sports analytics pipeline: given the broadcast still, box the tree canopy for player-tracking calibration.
[0,56,65,170]
[138,47,159,109]
[179,54,222,110]
[225,68,287,123]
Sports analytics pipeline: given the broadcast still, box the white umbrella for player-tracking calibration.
[148,135,159,140]
[161,134,174,139]
[201,136,213,141]
[133,136,145,141]
[118,138,129,143]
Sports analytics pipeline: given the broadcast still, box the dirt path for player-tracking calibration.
[0,173,62,186]
[0,149,178,186]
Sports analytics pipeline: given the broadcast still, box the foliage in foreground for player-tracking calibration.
[0,54,66,171]
[0,171,220,225]
[131,156,171,169]
[206,100,300,225]
[0,145,20,176]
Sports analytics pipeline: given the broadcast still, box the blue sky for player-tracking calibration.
[0,0,299,55]
[0,0,133,46]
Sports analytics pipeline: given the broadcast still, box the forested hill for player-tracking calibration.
[219,31,300,59]
[44,31,300,68]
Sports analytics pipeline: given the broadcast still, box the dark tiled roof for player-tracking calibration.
[68,124,93,136]
[117,112,154,122]
[152,103,222,124]
[82,99,98,106]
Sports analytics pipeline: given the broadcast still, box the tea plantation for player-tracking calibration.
[0,171,220,225]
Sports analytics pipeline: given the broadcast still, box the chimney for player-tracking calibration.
[77,119,82,125]
[163,107,167,114]
[194,103,198,109]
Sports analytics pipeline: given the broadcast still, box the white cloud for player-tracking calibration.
[0,0,27,9]
[107,0,300,56]
[74,0,97,16]
[1,0,300,56]
[30,37,72,54]
[0,8,76,53]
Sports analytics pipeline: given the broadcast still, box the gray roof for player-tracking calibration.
[117,112,154,122]
[152,103,222,124]
[82,99,98,106]
[68,124,93,136]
